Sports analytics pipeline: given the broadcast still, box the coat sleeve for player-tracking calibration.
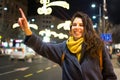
[24,34,64,64]
[102,46,117,80]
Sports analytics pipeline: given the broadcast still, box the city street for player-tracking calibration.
[0,54,120,80]
[0,55,62,80]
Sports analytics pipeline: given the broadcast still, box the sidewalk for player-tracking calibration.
[111,54,120,79]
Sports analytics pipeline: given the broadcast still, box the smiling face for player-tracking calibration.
[70,17,84,41]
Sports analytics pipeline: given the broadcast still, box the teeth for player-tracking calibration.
[75,31,80,34]
[74,30,80,33]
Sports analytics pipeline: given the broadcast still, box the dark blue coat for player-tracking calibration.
[24,34,117,80]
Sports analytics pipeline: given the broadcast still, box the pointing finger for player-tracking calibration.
[19,8,27,20]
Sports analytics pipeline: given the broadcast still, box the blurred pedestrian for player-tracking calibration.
[18,8,117,80]
[109,45,113,59]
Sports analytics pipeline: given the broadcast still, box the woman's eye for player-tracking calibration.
[79,23,83,26]
[72,23,83,26]
[72,23,77,26]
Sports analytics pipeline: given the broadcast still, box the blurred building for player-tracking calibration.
[0,0,28,41]
[0,0,68,45]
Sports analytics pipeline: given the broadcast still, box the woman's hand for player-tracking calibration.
[18,8,32,36]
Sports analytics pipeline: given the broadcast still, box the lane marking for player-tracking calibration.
[45,67,51,70]
[24,73,33,78]
[0,70,17,76]
[0,67,29,76]
[15,67,29,71]
[52,64,57,68]
[36,69,44,73]
[13,64,58,80]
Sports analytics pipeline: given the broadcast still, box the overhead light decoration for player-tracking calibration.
[39,29,68,40]
[12,23,38,30]
[37,0,69,15]
[57,20,71,30]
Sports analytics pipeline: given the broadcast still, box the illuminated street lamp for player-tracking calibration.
[91,4,96,8]
[91,0,108,33]
[91,3,102,21]
[4,7,8,11]
[92,15,97,19]
[91,3,102,32]
[37,0,69,15]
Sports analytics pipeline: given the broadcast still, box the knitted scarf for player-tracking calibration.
[66,36,84,61]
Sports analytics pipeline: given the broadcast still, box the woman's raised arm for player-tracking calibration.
[18,8,32,36]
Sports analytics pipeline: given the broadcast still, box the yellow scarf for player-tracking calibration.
[66,36,84,61]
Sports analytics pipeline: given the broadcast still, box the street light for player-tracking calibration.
[92,15,97,19]
[91,4,96,8]
[91,3,102,33]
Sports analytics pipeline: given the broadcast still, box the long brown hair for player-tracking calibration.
[71,11,104,57]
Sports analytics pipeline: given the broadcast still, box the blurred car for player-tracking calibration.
[0,45,4,55]
[9,47,36,61]
[4,48,13,55]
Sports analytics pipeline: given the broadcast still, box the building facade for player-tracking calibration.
[0,0,28,40]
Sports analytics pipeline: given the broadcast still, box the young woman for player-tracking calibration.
[18,8,117,80]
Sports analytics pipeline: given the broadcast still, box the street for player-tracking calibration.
[0,55,62,80]
[0,54,120,80]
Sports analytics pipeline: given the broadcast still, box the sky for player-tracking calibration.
[107,0,120,25]
[28,0,120,25]
[28,0,101,19]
